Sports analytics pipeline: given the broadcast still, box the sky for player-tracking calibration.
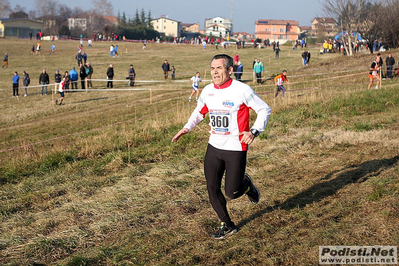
[14,0,324,33]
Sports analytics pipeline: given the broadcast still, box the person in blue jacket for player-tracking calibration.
[236,61,243,81]
[69,67,78,90]
[12,71,19,98]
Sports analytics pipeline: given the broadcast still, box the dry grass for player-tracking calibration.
[0,39,398,265]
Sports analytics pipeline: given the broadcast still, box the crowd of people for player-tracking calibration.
[7,34,396,106]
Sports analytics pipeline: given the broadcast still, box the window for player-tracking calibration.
[273,29,276,32]
[280,29,285,33]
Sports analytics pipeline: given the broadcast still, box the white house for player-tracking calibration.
[204,17,232,38]
[68,18,87,31]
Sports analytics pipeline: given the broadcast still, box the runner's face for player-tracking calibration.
[211,58,233,86]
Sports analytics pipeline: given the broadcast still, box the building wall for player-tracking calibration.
[151,18,181,37]
[0,19,43,38]
[255,22,299,42]
[311,18,337,37]
[184,23,200,33]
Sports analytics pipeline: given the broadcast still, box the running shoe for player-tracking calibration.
[244,174,260,204]
[211,222,238,239]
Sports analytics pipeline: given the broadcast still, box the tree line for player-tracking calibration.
[0,0,159,39]
[323,0,399,55]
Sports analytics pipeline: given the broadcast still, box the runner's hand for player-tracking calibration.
[239,131,255,145]
[172,128,189,142]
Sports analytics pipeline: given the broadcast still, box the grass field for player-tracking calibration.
[0,39,398,265]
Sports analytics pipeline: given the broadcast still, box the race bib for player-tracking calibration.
[209,109,230,135]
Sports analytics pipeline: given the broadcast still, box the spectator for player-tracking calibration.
[82,52,87,64]
[386,53,395,79]
[234,53,239,64]
[106,64,114,88]
[39,69,50,95]
[76,51,83,66]
[79,63,86,89]
[54,70,62,84]
[114,45,119,57]
[171,65,176,80]
[86,62,93,88]
[128,64,136,86]
[69,67,78,90]
[302,50,308,66]
[275,46,280,59]
[162,60,171,80]
[253,58,264,84]
[3,53,8,68]
[12,71,19,98]
[235,61,243,81]
[22,71,30,97]
[63,71,70,92]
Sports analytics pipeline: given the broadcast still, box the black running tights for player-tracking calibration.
[204,144,249,225]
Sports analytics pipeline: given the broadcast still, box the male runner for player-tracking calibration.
[172,54,271,239]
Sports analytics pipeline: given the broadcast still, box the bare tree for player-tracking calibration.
[357,2,381,53]
[322,0,370,55]
[34,0,58,19]
[0,0,12,18]
[13,4,26,13]
[379,0,399,47]
[91,0,113,16]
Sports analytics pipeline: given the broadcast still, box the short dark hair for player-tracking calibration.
[211,54,233,69]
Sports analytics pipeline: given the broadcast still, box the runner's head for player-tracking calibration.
[210,54,233,86]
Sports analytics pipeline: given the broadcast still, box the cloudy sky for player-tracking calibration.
[15,0,324,33]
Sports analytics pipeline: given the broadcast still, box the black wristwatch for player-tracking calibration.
[250,129,260,137]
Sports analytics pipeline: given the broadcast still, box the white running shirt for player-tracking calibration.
[183,78,271,151]
[191,75,201,90]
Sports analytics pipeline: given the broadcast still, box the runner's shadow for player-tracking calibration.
[237,155,399,229]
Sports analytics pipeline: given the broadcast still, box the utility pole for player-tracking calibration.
[230,0,234,33]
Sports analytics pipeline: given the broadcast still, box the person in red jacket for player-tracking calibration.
[274,70,289,98]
